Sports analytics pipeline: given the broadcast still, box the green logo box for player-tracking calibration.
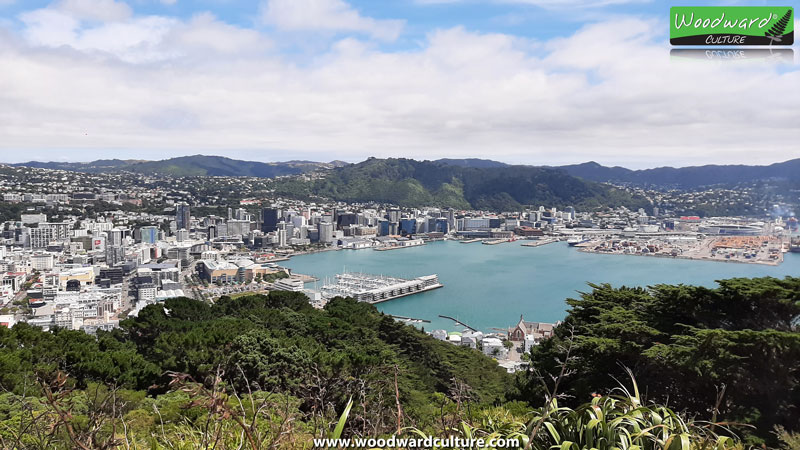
[671,6,793,46]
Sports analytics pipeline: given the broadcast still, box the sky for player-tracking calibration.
[0,0,797,168]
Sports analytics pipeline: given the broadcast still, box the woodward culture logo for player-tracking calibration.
[671,6,794,46]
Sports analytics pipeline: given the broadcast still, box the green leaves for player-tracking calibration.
[522,276,800,445]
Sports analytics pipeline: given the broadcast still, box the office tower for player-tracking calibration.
[261,207,280,233]
[176,203,191,231]
[139,226,159,244]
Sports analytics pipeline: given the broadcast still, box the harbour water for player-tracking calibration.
[284,241,800,332]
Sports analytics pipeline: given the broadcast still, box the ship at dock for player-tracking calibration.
[790,237,800,253]
[567,236,589,246]
[319,272,443,304]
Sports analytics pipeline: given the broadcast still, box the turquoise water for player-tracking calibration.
[284,241,800,333]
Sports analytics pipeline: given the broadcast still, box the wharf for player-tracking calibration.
[374,243,426,251]
[522,239,558,247]
[292,273,318,282]
[483,239,512,245]
[460,238,483,244]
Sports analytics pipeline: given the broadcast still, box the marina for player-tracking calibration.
[318,272,443,304]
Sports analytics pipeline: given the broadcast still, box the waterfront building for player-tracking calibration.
[273,277,305,292]
[399,219,417,235]
[196,260,243,284]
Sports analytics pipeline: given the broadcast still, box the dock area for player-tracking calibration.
[460,238,483,244]
[522,238,559,248]
[577,235,785,266]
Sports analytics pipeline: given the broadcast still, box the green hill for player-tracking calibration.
[301,157,648,210]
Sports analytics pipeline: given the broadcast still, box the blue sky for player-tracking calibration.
[0,0,797,167]
[0,0,656,38]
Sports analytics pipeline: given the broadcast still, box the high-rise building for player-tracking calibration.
[319,222,334,244]
[336,213,358,229]
[261,208,280,233]
[138,226,159,244]
[176,229,190,242]
[176,203,191,231]
[109,228,124,247]
[399,218,417,235]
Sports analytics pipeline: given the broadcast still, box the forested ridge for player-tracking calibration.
[272,158,649,211]
[0,277,797,448]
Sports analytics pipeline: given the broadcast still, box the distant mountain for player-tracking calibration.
[13,155,348,178]
[434,158,510,169]
[556,159,800,189]
[283,157,647,210]
[13,159,145,172]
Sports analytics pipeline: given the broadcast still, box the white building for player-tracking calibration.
[481,337,507,359]
[30,253,55,271]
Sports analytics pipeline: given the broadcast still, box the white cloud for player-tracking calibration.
[20,9,176,62]
[18,8,271,63]
[261,0,404,41]
[55,0,133,22]
[1,10,798,167]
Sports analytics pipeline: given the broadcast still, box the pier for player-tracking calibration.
[522,238,558,248]
[460,238,483,244]
[438,315,478,332]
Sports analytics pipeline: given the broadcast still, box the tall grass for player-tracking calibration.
[405,372,743,450]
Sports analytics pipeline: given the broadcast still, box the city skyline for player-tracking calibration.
[0,0,798,168]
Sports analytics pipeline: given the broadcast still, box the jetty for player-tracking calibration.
[460,238,483,244]
[438,315,478,332]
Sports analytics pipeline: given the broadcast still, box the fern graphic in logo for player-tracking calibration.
[765,9,793,45]
[671,6,794,46]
